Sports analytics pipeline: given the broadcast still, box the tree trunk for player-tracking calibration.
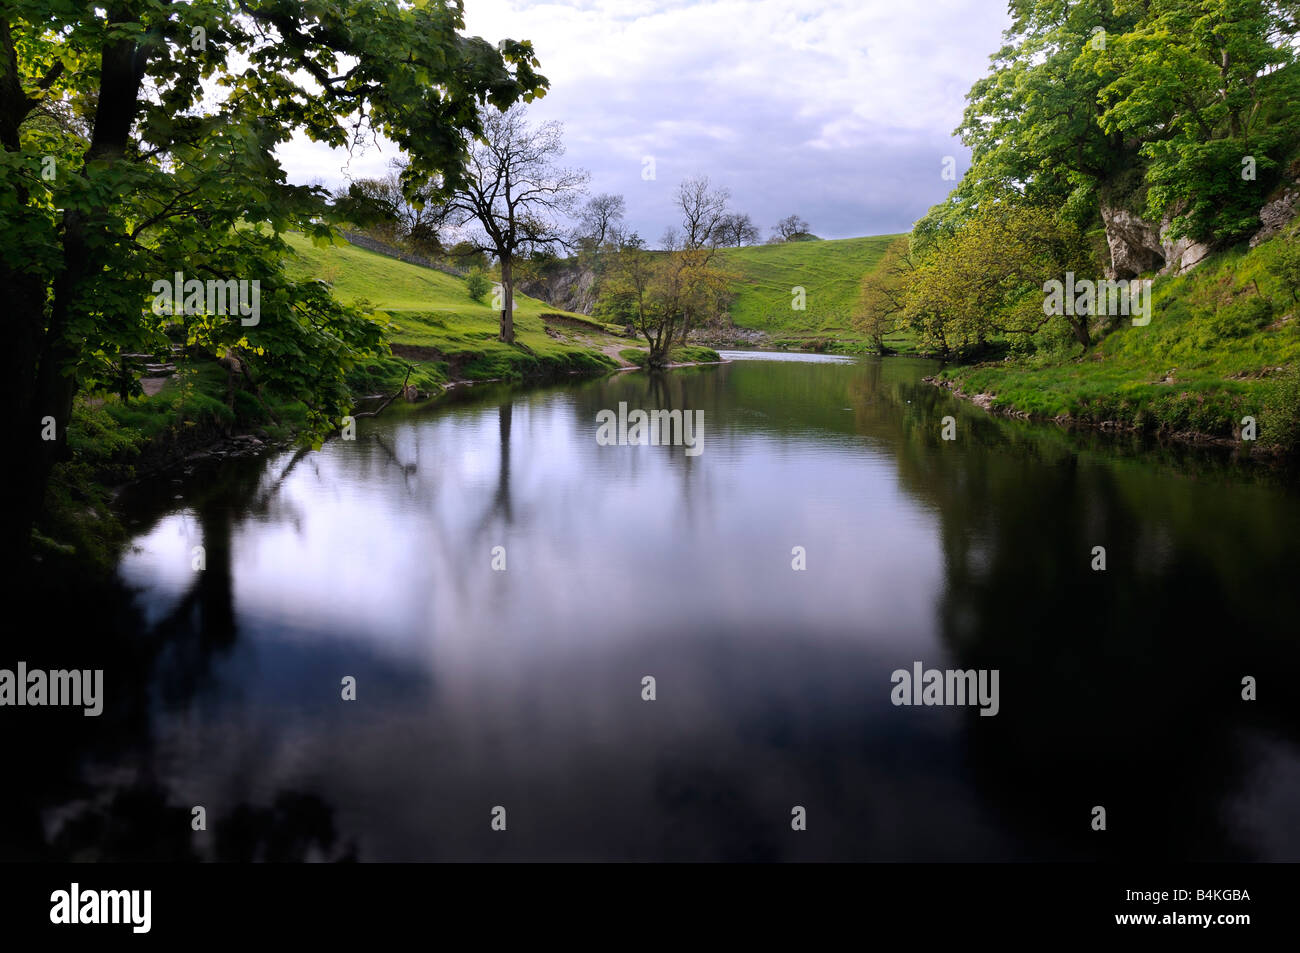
[2,20,150,568]
[1,18,55,565]
[1070,316,1092,348]
[653,315,675,367]
[0,270,47,566]
[499,256,515,343]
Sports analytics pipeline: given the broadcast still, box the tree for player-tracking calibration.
[943,0,1300,248]
[771,214,812,242]
[334,159,449,257]
[945,0,1136,238]
[855,237,913,354]
[0,0,545,561]
[573,192,626,252]
[446,240,490,272]
[466,269,491,303]
[712,211,760,247]
[442,105,589,343]
[600,181,734,367]
[905,203,1099,355]
[676,175,731,250]
[1085,0,1300,242]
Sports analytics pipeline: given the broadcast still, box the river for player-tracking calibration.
[10,352,1300,861]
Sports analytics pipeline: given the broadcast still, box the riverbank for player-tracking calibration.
[39,329,727,572]
[926,237,1300,456]
[39,336,628,573]
[923,375,1291,456]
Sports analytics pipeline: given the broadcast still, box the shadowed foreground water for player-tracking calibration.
[5,354,1299,861]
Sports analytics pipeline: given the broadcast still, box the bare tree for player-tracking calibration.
[771,213,812,243]
[574,193,626,251]
[712,211,760,247]
[443,106,589,343]
[676,175,731,250]
[603,181,734,367]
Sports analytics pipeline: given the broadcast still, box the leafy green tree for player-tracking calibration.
[906,203,1099,355]
[1084,0,1300,242]
[937,0,1137,239]
[0,0,545,559]
[855,237,912,354]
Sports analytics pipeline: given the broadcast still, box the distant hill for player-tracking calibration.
[280,230,910,363]
[518,233,907,351]
[715,235,902,345]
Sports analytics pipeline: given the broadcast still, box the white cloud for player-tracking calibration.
[278,0,1011,240]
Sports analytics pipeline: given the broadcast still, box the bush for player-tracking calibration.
[466,269,490,303]
[1211,295,1273,339]
[234,388,269,423]
[1261,365,1300,454]
[1267,235,1300,302]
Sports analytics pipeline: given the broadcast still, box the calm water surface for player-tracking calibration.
[10,353,1300,861]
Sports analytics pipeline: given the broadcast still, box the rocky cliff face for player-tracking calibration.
[517,263,600,315]
[1099,205,1165,279]
[1250,186,1300,248]
[1101,178,1299,279]
[1099,202,1214,279]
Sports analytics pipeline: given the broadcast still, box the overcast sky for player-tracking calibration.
[278,0,1012,242]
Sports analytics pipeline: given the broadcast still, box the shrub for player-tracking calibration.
[1267,235,1300,302]
[233,388,269,423]
[1261,365,1300,454]
[466,269,490,303]
[1210,295,1273,339]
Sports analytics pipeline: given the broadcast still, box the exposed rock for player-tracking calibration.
[517,263,600,314]
[688,320,768,348]
[1099,201,1213,278]
[1100,204,1164,279]
[1162,231,1214,275]
[1249,186,1300,248]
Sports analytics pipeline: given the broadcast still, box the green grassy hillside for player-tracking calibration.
[940,235,1300,449]
[282,233,623,385]
[716,235,903,347]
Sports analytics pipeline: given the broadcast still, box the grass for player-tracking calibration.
[716,235,916,351]
[282,233,623,388]
[940,234,1300,448]
[617,345,722,367]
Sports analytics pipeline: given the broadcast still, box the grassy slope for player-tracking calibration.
[282,233,622,385]
[716,235,908,349]
[941,235,1300,446]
